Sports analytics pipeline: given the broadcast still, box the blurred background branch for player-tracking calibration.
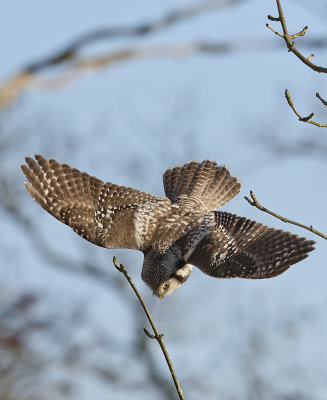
[0,0,326,399]
[2,0,327,109]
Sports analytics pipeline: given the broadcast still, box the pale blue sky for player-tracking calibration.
[1,1,327,398]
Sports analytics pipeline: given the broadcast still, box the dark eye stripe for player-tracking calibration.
[170,272,184,283]
[176,260,186,269]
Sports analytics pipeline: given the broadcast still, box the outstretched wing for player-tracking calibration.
[22,155,169,250]
[186,212,315,279]
[163,160,241,211]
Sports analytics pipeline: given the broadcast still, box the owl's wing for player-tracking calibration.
[22,155,169,251]
[185,212,315,279]
[163,160,241,211]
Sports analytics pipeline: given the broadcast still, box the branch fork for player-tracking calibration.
[267,0,327,127]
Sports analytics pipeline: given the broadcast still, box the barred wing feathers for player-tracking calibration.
[22,155,168,250]
[187,212,315,279]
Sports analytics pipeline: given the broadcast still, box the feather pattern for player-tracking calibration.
[22,156,316,297]
[186,212,315,279]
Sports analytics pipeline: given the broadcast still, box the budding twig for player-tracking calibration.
[244,191,326,240]
[113,257,185,400]
[285,89,327,127]
[316,92,327,106]
[267,0,327,73]
[267,0,327,127]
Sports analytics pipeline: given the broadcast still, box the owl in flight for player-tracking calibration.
[22,156,315,298]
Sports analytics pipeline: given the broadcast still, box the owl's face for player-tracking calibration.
[142,247,193,298]
[156,263,193,298]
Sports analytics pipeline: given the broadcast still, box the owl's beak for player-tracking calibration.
[158,294,163,300]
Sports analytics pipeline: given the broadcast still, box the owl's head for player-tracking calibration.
[142,246,193,298]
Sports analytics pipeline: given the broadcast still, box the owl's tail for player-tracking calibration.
[163,160,241,211]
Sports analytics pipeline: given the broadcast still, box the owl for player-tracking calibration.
[22,156,315,298]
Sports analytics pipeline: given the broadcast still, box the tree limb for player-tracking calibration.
[0,0,240,108]
[113,257,185,400]
[267,0,327,73]
[2,0,327,109]
[316,92,327,106]
[267,0,327,127]
[244,190,326,240]
[285,89,327,128]
[23,0,238,74]
[0,42,230,108]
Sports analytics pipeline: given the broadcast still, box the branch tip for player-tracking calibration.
[244,191,327,240]
[267,14,280,21]
[285,89,327,127]
[244,195,253,206]
[266,23,284,37]
[316,92,327,106]
[268,0,327,77]
[289,26,308,39]
[300,112,314,122]
[144,328,156,339]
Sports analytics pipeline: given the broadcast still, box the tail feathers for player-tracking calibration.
[163,160,241,211]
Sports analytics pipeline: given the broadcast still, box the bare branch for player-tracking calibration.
[244,191,326,240]
[267,14,281,22]
[289,25,308,40]
[267,0,327,73]
[267,1,327,127]
[316,92,327,106]
[23,0,236,74]
[285,89,327,127]
[113,257,185,400]
[0,43,225,108]
[0,0,241,108]
[266,23,284,38]
[1,0,327,109]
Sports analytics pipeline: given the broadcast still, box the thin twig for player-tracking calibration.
[113,257,185,400]
[0,41,231,108]
[267,1,327,127]
[23,0,232,74]
[266,23,284,37]
[316,92,327,106]
[244,191,327,240]
[267,0,327,73]
[2,13,327,108]
[0,0,240,108]
[285,89,327,127]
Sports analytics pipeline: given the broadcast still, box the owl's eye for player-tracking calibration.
[163,282,170,291]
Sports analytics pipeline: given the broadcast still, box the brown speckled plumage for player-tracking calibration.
[22,156,315,298]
